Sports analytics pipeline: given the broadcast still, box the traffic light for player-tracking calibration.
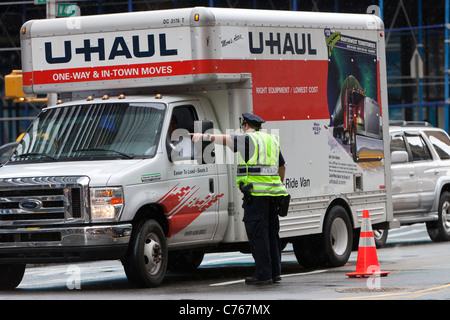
[4,70,48,103]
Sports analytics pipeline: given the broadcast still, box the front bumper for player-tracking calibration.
[0,223,132,263]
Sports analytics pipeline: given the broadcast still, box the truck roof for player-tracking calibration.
[22,7,383,37]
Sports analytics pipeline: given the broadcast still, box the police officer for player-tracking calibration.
[191,112,289,285]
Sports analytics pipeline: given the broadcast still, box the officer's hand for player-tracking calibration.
[190,133,205,142]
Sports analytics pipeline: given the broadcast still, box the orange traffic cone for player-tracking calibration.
[346,209,390,278]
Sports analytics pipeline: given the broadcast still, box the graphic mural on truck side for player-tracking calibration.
[325,28,384,164]
[157,184,224,237]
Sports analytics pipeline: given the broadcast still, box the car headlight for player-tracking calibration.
[90,187,124,221]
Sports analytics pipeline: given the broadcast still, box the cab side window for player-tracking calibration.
[167,105,198,161]
[406,135,432,162]
[170,105,198,135]
[390,135,407,153]
[425,130,450,160]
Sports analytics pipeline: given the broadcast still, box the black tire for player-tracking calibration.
[426,191,450,242]
[122,219,167,288]
[168,250,205,271]
[293,234,324,268]
[321,205,353,266]
[373,229,388,248]
[0,264,26,290]
[293,205,353,268]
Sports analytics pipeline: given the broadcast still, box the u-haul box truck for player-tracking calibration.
[0,7,396,289]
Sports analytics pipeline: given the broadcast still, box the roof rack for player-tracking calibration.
[389,120,431,127]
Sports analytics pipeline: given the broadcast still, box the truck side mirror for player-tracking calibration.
[194,120,214,164]
[391,150,408,163]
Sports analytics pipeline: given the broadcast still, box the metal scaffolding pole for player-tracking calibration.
[46,0,57,107]
[418,0,424,121]
[379,0,383,20]
[446,0,449,132]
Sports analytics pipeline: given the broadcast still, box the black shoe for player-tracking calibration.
[245,277,272,285]
[272,276,282,283]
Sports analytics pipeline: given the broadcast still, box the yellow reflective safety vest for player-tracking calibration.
[236,131,288,197]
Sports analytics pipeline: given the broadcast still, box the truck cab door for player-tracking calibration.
[162,101,222,246]
[405,133,436,213]
[390,133,420,215]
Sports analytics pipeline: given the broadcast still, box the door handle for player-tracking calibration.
[209,178,214,194]
[409,171,415,177]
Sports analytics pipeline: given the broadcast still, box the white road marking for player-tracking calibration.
[209,269,328,286]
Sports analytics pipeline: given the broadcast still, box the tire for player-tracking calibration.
[0,264,26,290]
[122,219,167,288]
[373,229,388,248]
[293,234,324,268]
[426,191,450,242]
[168,250,205,271]
[322,205,353,266]
[293,205,353,268]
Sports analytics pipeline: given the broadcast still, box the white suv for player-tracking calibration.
[389,121,450,242]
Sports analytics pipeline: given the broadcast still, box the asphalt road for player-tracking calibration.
[2,223,450,302]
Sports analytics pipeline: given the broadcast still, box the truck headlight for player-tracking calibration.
[90,187,124,221]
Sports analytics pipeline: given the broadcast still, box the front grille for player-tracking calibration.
[0,189,64,197]
[0,176,88,223]
[0,213,65,221]
[71,188,82,218]
[0,187,80,221]
[0,232,61,242]
[0,200,64,210]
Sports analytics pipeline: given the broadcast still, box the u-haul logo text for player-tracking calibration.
[248,32,318,56]
[45,33,178,64]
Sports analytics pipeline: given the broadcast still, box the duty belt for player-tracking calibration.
[236,165,279,176]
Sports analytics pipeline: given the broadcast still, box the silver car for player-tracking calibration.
[389,121,450,242]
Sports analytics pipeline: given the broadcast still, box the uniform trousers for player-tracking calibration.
[242,195,281,281]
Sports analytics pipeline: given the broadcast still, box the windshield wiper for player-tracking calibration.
[74,148,134,159]
[16,152,57,161]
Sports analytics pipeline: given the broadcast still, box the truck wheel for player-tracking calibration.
[426,191,450,242]
[293,205,352,268]
[322,205,353,267]
[373,229,388,248]
[122,219,167,288]
[168,250,205,271]
[293,234,324,268]
[0,264,26,290]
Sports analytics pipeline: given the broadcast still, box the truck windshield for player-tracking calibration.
[9,102,165,163]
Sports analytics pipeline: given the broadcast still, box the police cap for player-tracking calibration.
[242,113,265,126]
